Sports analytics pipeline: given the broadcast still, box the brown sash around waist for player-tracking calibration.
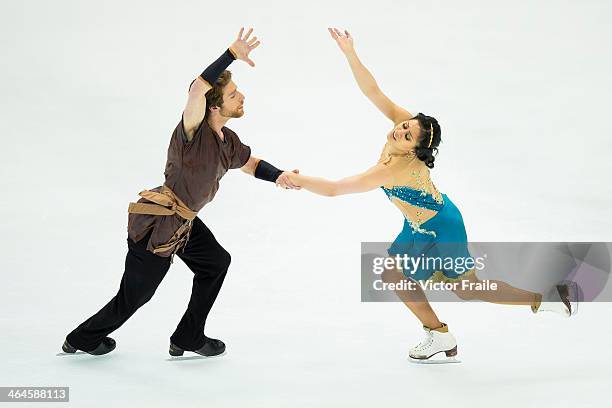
[128,185,197,262]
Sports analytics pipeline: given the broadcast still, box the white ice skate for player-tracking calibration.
[534,281,579,317]
[408,323,460,364]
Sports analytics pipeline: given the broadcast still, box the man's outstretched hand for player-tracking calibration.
[230,27,261,67]
[276,169,301,190]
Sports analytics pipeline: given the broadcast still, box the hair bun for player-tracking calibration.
[415,146,436,169]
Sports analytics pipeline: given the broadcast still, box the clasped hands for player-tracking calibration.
[276,170,301,190]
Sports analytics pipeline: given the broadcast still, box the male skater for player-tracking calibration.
[63,27,297,357]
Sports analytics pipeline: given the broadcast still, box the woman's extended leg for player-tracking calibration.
[452,269,541,310]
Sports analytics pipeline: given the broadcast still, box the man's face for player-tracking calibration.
[218,80,245,118]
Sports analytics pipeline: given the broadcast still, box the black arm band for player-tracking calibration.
[189,48,237,92]
[201,48,236,85]
[254,160,284,183]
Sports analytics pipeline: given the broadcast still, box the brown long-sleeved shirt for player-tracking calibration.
[127,115,251,257]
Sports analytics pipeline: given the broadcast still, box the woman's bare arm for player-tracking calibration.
[328,27,413,125]
[287,163,393,197]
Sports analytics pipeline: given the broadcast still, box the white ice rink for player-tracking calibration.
[2,0,612,406]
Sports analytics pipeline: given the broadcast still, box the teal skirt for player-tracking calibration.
[387,194,473,281]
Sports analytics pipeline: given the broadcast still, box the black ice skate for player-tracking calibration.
[169,337,226,357]
[61,337,116,356]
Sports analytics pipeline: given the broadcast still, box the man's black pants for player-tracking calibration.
[66,216,230,351]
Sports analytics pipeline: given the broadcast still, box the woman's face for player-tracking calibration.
[386,119,421,152]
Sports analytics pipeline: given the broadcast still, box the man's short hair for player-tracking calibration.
[204,70,232,119]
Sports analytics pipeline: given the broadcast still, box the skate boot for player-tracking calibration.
[169,336,225,357]
[532,281,579,317]
[62,337,116,356]
[409,323,460,364]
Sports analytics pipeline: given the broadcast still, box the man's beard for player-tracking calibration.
[220,107,244,118]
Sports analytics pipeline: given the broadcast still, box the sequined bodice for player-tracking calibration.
[378,145,445,237]
[382,183,445,237]
[381,185,444,212]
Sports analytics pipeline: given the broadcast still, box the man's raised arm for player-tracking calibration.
[183,28,260,142]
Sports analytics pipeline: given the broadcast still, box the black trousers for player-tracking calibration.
[66,216,230,351]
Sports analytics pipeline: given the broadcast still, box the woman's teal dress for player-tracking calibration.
[379,148,472,282]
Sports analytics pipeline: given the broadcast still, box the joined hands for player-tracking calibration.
[276,170,301,190]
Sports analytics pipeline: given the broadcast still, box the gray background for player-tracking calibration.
[1,0,611,407]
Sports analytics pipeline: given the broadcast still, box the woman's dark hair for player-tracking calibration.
[412,112,441,168]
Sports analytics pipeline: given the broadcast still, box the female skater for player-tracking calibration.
[287,28,578,363]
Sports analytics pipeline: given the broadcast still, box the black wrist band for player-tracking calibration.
[189,48,237,92]
[201,48,236,85]
[254,160,284,183]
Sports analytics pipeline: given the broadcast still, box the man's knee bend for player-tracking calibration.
[190,248,230,277]
[218,249,231,271]
[128,288,158,310]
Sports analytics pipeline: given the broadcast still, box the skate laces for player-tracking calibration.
[413,330,434,351]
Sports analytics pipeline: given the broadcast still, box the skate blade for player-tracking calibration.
[557,281,580,317]
[409,356,461,364]
[569,281,580,316]
[56,351,88,356]
[166,351,227,361]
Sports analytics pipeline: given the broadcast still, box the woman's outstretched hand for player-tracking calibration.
[276,169,301,190]
[328,27,354,54]
[229,27,261,67]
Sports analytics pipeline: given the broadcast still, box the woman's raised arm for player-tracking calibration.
[328,27,413,125]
